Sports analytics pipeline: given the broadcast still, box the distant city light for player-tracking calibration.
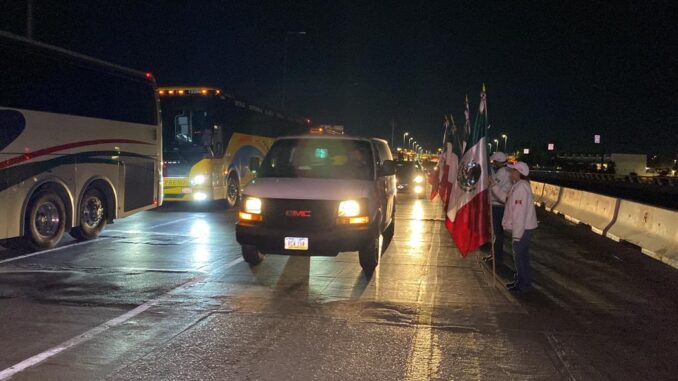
[547,143,554,151]
[523,148,530,154]
[594,134,601,144]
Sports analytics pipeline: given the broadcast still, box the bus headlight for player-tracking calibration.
[414,175,424,184]
[414,185,424,194]
[338,200,360,217]
[193,192,208,201]
[190,174,207,185]
[244,197,262,214]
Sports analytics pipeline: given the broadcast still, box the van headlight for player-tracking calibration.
[190,174,208,185]
[243,197,262,214]
[338,200,360,217]
[414,175,424,184]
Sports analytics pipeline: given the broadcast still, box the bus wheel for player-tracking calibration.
[70,188,107,241]
[26,191,67,250]
[226,175,240,208]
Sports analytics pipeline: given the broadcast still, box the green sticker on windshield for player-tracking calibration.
[314,148,328,159]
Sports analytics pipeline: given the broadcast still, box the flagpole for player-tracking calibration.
[483,85,496,287]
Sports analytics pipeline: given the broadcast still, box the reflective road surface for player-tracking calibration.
[1,195,677,380]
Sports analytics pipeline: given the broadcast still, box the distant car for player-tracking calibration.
[235,135,397,273]
[394,160,426,197]
[420,160,437,175]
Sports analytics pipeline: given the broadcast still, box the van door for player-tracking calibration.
[372,140,396,227]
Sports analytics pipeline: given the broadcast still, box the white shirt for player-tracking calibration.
[490,165,512,206]
[502,179,538,240]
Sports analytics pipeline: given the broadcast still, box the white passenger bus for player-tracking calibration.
[0,32,162,250]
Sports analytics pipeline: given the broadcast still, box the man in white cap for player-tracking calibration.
[502,161,538,293]
[484,151,512,265]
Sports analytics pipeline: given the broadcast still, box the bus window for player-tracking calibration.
[0,38,156,125]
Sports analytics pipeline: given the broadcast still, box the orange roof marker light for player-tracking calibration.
[201,89,208,95]
[178,90,185,95]
[158,90,165,95]
[215,90,221,94]
[168,90,175,95]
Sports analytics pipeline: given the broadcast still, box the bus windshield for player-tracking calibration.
[258,138,374,180]
[161,97,216,158]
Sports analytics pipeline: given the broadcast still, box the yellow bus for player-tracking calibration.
[159,87,308,206]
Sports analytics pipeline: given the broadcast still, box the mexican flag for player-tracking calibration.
[445,85,491,256]
[429,116,450,201]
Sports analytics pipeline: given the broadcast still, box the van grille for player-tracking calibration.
[262,199,338,229]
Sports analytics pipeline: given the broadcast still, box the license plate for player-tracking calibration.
[284,237,308,250]
[164,178,188,187]
[181,188,193,194]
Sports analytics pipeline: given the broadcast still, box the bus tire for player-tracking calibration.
[226,174,240,209]
[25,190,67,250]
[241,244,264,265]
[70,188,107,241]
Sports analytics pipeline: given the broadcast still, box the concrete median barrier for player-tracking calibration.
[552,187,584,224]
[606,200,678,269]
[541,184,562,212]
[575,191,620,235]
[531,181,545,206]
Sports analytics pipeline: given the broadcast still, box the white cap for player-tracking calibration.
[507,161,530,176]
[490,152,507,163]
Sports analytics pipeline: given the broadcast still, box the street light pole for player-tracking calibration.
[403,132,409,149]
[281,31,306,111]
[493,139,499,152]
[502,134,508,152]
[408,137,413,149]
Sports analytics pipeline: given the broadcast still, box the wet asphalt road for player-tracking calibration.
[1,195,677,380]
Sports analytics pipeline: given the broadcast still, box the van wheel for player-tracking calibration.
[359,236,381,274]
[384,219,395,246]
[226,174,240,208]
[25,191,67,250]
[70,188,107,240]
[241,244,264,265]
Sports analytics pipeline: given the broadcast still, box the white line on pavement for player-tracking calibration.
[0,238,107,266]
[0,256,244,380]
[147,216,196,229]
[104,230,194,237]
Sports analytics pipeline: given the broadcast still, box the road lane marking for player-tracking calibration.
[545,333,578,381]
[0,256,244,380]
[105,230,194,237]
[147,216,196,229]
[405,220,443,381]
[0,238,107,266]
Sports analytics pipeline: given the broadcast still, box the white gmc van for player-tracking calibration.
[235,135,396,273]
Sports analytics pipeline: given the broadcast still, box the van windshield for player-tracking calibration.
[258,138,374,180]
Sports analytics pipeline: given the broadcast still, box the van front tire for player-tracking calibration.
[241,244,264,265]
[359,236,381,274]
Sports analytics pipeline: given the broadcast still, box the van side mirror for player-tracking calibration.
[379,160,396,177]
[249,157,261,174]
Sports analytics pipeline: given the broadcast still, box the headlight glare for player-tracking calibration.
[190,174,207,185]
[414,175,424,184]
[244,197,262,214]
[338,200,360,217]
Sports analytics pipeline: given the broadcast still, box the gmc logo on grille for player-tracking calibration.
[285,210,312,218]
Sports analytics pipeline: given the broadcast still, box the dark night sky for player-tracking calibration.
[2,0,677,154]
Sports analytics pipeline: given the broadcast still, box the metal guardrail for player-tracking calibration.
[531,170,678,187]
[530,170,678,210]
